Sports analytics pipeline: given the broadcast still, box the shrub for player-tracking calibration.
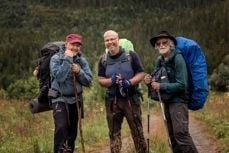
[6,77,39,99]
[209,54,229,91]
[0,89,8,99]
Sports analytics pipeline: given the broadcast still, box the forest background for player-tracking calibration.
[0,0,228,96]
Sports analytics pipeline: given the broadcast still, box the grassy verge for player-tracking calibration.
[149,112,170,153]
[192,92,229,152]
[128,92,229,153]
[0,99,130,153]
[126,100,170,153]
[4,91,228,153]
[0,99,53,153]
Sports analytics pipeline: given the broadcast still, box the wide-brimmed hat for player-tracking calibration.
[150,31,177,47]
[66,34,82,45]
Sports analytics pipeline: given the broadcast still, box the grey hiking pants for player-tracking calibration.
[164,102,198,153]
[105,99,147,153]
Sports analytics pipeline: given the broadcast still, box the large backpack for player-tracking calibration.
[29,41,65,113]
[175,37,208,110]
[38,41,65,88]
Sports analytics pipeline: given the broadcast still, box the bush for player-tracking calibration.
[209,54,229,91]
[0,88,8,99]
[6,77,39,99]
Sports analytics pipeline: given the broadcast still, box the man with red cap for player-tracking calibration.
[50,33,93,153]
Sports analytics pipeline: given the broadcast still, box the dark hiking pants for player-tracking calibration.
[164,103,198,153]
[105,99,147,153]
[52,102,78,153]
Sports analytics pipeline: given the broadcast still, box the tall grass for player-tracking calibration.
[0,99,53,153]
[0,79,171,153]
[79,103,108,152]
[2,91,228,153]
[125,100,170,153]
[0,99,109,153]
[148,112,170,153]
[0,98,130,153]
[193,92,229,152]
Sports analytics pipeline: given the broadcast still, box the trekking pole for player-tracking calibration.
[73,74,85,153]
[147,96,150,153]
[111,85,117,139]
[157,91,174,153]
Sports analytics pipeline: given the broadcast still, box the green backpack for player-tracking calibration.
[103,38,134,66]
[105,38,134,53]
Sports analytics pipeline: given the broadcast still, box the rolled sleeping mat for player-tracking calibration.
[29,99,52,113]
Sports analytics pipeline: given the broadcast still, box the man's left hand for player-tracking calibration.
[151,81,160,90]
[121,79,131,89]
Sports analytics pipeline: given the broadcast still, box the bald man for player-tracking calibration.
[97,30,147,153]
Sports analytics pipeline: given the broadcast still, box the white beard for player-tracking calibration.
[159,47,170,55]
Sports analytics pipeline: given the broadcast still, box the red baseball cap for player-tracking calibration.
[66,34,82,45]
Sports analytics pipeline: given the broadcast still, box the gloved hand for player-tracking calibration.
[121,79,131,89]
[111,74,117,85]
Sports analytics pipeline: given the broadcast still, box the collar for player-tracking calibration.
[108,47,124,59]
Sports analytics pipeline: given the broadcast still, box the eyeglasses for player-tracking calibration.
[104,37,118,43]
[155,40,168,47]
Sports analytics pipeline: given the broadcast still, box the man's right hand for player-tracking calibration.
[111,74,122,85]
[64,49,74,57]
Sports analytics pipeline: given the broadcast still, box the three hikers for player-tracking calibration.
[31,30,206,153]
[49,33,93,153]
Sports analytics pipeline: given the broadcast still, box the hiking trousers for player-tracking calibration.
[52,102,78,153]
[105,99,147,153]
[164,102,198,153]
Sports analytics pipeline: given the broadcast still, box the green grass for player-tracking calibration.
[79,105,109,151]
[0,98,160,153]
[0,99,130,153]
[1,91,228,153]
[0,100,53,153]
[193,91,229,152]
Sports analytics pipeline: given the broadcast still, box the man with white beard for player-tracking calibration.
[144,31,198,153]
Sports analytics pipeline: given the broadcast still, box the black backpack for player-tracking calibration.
[29,41,65,113]
[148,65,173,102]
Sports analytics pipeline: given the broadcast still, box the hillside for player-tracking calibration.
[0,0,228,89]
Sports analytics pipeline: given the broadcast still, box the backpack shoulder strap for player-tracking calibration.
[101,50,132,69]
[126,50,133,67]
[166,49,180,69]
[100,53,108,68]
[124,50,130,58]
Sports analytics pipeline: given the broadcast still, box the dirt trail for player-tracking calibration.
[92,113,224,153]
[189,117,224,153]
